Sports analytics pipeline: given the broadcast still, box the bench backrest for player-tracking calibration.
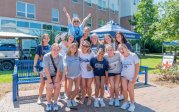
[14,60,40,78]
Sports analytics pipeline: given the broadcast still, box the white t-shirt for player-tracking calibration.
[79,51,94,78]
[121,53,139,81]
[59,42,68,57]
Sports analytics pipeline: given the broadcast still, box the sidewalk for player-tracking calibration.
[0,82,179,112]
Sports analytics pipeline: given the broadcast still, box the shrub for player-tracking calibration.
[156,64,179,83]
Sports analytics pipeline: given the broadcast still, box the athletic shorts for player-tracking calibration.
[108,73,121,77]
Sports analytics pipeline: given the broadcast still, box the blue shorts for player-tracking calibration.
[108,73,121,77]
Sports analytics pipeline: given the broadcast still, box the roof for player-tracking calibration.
[0,32,38,38]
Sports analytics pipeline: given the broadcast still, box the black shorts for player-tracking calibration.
[108,73,121,77]
[43,75,56,81]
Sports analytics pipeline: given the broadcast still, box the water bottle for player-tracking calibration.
[13,65,17,74]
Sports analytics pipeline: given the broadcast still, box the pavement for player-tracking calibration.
[0,82,179,112]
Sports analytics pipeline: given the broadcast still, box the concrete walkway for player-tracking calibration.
[0,83,179,112]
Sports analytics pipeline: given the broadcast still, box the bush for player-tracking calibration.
[156,64,179,83]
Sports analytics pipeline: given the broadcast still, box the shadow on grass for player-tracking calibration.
[0,71,13,75]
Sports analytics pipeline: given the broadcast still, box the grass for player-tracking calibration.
[0,71,13,83]
[140,54,162,74]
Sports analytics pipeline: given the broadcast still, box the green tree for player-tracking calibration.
[129,0,159,54]
[153,0,179,41]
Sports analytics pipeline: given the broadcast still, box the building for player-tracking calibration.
[0,0,120,39]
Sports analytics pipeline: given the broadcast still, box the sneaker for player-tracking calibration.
[46,103,52,111]
[114,99,120,107]
[71,99,78,106]
[121,102,129,110]
[128,103,135,112]
[37,96,42,104]
[67,100,72,107]
[118,95,124,101]
[94,99,99,108]
[99,99,106,107]
[109,98,114,106]
[53,103,59,111]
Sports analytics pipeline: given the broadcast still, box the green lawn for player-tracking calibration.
[0,71,13,83]
[140,54,162,74]
[0,54,164,83]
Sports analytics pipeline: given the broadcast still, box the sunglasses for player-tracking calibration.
[82,45,90,48]
[73,20,79,23]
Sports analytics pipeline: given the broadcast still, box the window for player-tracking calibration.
[87,17,92,27]
[61,27,68,32]
[52,8,59,22]
[1,19,16,28]
[87,0,92,6]
[53,26,61,31]
[72,0,78,3]
[98,19,106,27]
[17,21,29,28]
[43,24,52,30]
[111,4,115,13]
[73,13,79,18]
[98,0,106,10]
[16,1,36,19]
[30,23,41,29]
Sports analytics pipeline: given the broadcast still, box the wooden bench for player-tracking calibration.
[12,60,40,101]
[138,66,148,85]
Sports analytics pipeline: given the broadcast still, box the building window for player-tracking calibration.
[52,8,59,22]
[16,1,36,19]
[1,19,16,28]
[53,26,61,31]
[30,23,41,29]
[87,17,92,27]
[17,21,29,28]
[73,13,79,18]
[98,19,106,27]
[98,0,106,10]
[43,24,52,30]
[87,0,92,6]
[72,0,78,3]
[61,27,68,32]
[111,4,115,13]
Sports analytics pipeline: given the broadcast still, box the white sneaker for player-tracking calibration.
[128,103,135,112]
[121,102,129,110]
[71,99,78,106]
[46,103,52,111]
[53,103,59,111]
[109,98,114,106]
[99,99,106,107]
[67,100,72,107]
[118,95,124,101]
[37,96,42,104]
[114,99,120,107]
[94,99,99,108]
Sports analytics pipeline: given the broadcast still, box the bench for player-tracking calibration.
[13,60,40,101]
[138,66,148,85]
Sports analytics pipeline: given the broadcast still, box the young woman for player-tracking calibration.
[43,43,64,111]
[118,44,139,112]
[64,43,81,107]
[90,33,101,54]
[90,48,109,108]
[105,45,122,107]
[33,34,50,104]
[79,26,90,47]
[79,40,94,105]
[63,7,91,43]
[115,32,132,51]
[103,34,115,49]
[58,35,74,100]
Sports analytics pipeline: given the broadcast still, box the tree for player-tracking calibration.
[153,0,179,41]
[129,0,159,54]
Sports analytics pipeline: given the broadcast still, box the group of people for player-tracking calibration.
[33,7,139,112]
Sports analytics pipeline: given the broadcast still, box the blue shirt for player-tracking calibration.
[35,44,51,60]
[68,23,84,41]
[90,57,109,76]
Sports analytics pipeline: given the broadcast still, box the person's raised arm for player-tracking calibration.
[63,7,72,24]
[81,13,91,26]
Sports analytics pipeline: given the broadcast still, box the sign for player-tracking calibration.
[162,54,174,69]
